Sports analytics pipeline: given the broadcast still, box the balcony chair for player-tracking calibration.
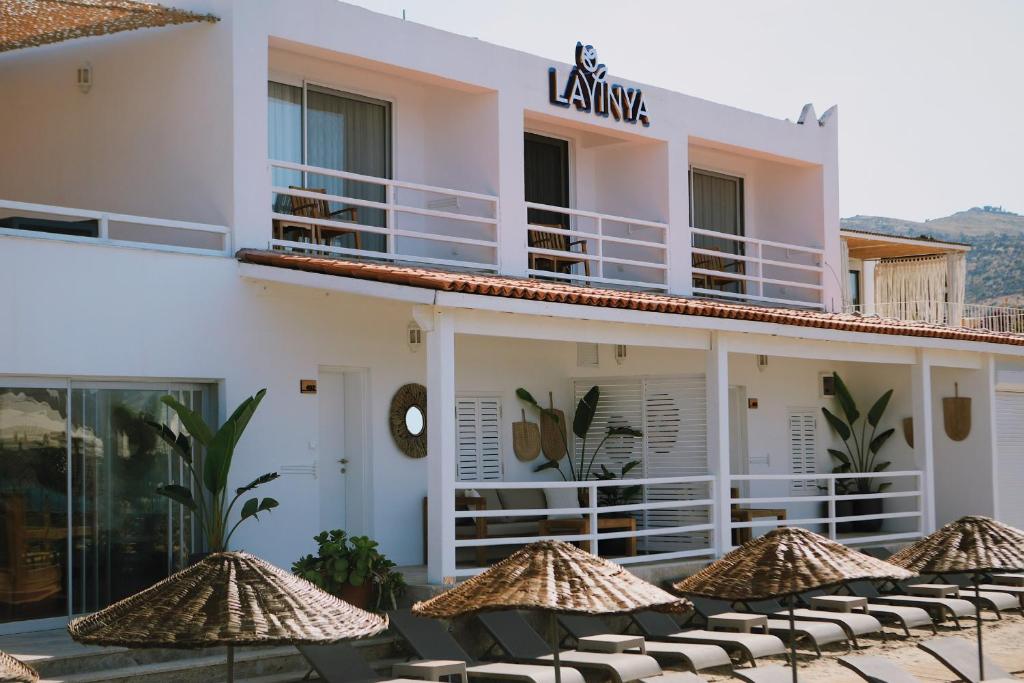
[273,186,362,250]
[691,247,745,294]
[527,223,590,279]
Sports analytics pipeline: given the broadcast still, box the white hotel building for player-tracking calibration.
[2,0,1024,634]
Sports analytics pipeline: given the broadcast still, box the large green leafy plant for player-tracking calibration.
[821,372,895,494]
[292,530,406,610]
[517,387,642,501]
[147,389,279,552]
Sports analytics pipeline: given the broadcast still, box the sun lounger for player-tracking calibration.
[917,636,1018,683]
[744,598,882,648]
[557,613,732,672]
[838,655,923,683]
[934,575,1024,614]
[846,580,972,629]
[478,611,671,683]
[730,664,794,683]
[631,610,786,666]
[686,597,849,656]
[800,588,935,638]
[388,609,587,683]
[297,641,437,683]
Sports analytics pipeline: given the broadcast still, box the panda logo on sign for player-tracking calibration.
[549,42,649,127]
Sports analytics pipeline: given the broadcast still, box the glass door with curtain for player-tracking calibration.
[268,82,391,254]
[689,169,745,296]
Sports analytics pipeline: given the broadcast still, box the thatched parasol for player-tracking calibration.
[674,527,914,683]
[887,516,1024,680]
[0,650,37,683]
[0,0,218,53]
[413,540,689,683]
[69,552,387,682]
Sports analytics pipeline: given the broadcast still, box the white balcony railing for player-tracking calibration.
[270,160,499,271]
[525,203,669,291]
[0,199,230,256]
[449,476,716,577]
[690,227,825,309]
[846,301,1024,334]
[729,470,924,550]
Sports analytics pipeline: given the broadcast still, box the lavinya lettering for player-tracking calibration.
[548,43,650,127]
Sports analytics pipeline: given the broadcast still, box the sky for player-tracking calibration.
[344,0,1023,222]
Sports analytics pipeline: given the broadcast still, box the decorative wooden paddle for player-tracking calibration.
[540,392,567,461]
[942,382,971,441]
[513,409,541,461]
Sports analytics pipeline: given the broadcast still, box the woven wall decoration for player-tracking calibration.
[390,383,427,458]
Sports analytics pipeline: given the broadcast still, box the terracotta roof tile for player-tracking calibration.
[237,249,1024,348]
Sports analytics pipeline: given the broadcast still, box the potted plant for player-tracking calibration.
[517,386,642,508]
[292,530,407,610]
[147,389,280,557]
[821,373,894,533]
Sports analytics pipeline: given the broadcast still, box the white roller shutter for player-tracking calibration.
[456,395,502,482]
[997,391,1024,528]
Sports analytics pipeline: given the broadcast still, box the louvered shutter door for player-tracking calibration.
[789,409,818,494]
[643,376,709,552]
[996,392,1024,529]
[572,379,645,477]
[456,396,502,482]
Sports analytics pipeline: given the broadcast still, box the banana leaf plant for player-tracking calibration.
[821,372,894,494]
[147,389,279,552]
[517,386,642,489]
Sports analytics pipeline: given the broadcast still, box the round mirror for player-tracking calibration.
[405,405,425,436]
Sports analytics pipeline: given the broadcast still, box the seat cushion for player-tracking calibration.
[497,488,547,523]
[544,487,583,519]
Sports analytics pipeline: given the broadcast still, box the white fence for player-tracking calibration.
[450,476,716,577]
[846,301,1024,334]
[270,160,499,271]
[0,199,230,256]
[690,227,825,308]
[525,203,669,291]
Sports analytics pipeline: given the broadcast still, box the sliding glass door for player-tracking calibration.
[690,169,745,296]
[0,381,212,630]
[269,82,391,253]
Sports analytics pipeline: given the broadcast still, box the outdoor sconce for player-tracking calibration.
[756,354,769,372]
[407,321,423,353]
[614,344,628,365]
[77,62,92,93]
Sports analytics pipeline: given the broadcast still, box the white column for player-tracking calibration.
[911,350,936,533]
[981,354,1000,519]
[666,136,692,295]
[495,92,527,277]
[425,308,457,584]
[706,332,731,555]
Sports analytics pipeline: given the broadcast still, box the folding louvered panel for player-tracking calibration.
[642,375,710,551]
[572,378,644,476]
[456,395,502,482]
[789,409,818,494]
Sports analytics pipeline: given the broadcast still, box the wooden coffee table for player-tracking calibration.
[539,517,637,556]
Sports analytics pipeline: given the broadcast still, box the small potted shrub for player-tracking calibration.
[292,530,406,610]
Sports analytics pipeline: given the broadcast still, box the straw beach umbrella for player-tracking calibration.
[674,527,914,683]
[69,551,387,682]
[0,650,37,683]
[887,515,1024,681]
[413,540,690,683]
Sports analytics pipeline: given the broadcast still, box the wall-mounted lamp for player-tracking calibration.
[756,354,769,372]
[77,62,93,93]
[614,344,628,365]
[407,321,423,353]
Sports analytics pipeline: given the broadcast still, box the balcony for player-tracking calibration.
[846,301,1024,334]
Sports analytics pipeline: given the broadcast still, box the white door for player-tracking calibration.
[729,386,749,497]
[318,370,348,532]
[996,391,1024,528]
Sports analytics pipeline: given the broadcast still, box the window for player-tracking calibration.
[455,395,502,482]
[788,409,819,494]
[689,168,745,296]
[848,270,862,308]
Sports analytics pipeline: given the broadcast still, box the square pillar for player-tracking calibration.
[911,350,936,533]
[666,136,692,296]
[496,93,527,277]
[706,333,731,555]
[425,309,456,584]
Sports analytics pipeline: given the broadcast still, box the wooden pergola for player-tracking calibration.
[841,228,970,261]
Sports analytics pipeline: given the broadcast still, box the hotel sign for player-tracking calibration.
[548,42,650,127]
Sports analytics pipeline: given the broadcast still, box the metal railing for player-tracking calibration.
[729,470,924,550]
[690,227,825,308]
[845,301,1024,334]
[0,199,230,256]
[525,203,669,291]
[270,160,499,271]
[449,476,716,577]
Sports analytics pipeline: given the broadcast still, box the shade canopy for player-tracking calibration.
[887,516,1024,574]
[412,540,689,618]
[0,0,217,53]
[0,650,37,683]
[68,552,387,648]
[674,527,915,601]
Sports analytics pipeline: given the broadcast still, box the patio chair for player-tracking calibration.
[527,224,590,278]
[801,588,935,638]
[730,664,795,683]
[917,636,1016,683]
[846,580,971,629]
[477,611,685,683]
[275,186,362,250]
[838,655,926,683]
[556,613,732,672]
[687,597,849,656]
[934,574,1024,613]
[742,598,882,648]
[630,610,787,667]
[296,641,427,683]
[894,578,1010,619]
[388,609,587,683]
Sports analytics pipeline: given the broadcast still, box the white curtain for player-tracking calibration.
[268,82,303,211]
[840,240,852,310]
[946,252,967,326]
[874,255,949,323]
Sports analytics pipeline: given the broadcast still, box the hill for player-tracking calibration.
[841,207,1024,305]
